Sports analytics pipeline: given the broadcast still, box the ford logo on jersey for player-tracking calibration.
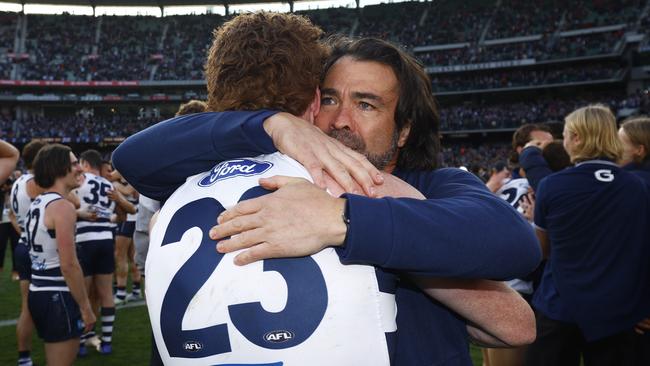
[264,330,294,343]
[198,159,274,187]
[182,340,203,352]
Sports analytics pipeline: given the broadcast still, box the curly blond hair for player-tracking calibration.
[205,12,326,116]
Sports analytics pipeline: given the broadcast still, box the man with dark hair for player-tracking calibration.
[114,19,540,365]
[509,123,554,167]
[28,144,95,366]
[75,149,135,356]
[9,140,48,366]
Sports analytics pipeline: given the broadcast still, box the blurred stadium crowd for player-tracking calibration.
[0,0,649,170]
[0,0,647,80]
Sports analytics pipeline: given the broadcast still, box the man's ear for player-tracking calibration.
[397,123,411,148]
[306,88,321,123]
[636,144,646,160]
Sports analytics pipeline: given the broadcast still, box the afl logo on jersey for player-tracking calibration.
[198,159,274,187]
[182,340,203,352]
[264,330,294,343]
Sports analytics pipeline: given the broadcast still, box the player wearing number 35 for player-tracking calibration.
[25,144,96,366]
[526,105,650,366]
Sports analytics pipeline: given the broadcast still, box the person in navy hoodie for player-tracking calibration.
[618,116,650,364]
[525,105,650,366]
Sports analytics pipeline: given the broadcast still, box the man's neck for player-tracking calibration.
[47,181,70,197]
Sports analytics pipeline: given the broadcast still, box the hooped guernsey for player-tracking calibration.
[76,172,117,243]
[25,192,69,292]
[10,173,34,243]
[147,153,397,365]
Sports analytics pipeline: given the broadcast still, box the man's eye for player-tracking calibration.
[321,97,336,105]
[359,102,374,110]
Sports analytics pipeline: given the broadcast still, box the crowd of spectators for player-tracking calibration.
[22,13,95,81]
[440,143,510,177]
[415,0,492,46]
[0,114,159,144]
[549,31,623,59]
[298,7,357,37]
[431,63,623,93]
[0,57,11,80]
[439,92,647,131]
[486,0,563,40]
[155,14,224,81]
[417,31,622,67]
[1,92,646,144]
[355,2,426,48]
[563,0,643,30]
[0,2,646,81]
[90,16,162,81]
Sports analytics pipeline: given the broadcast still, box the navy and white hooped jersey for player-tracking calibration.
[495,177,534,294]
[76,173,116,243]
[125,190,138,223]
[10,173,34,237]
[496,177,530,214]
[147,153,397,366]
[26,192,69,292]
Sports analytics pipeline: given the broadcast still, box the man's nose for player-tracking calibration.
[332,104,354,131]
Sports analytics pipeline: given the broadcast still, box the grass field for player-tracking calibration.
[1,247,484,365]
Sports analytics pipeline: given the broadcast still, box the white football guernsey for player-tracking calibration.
[496,177,534,294]
[76,173,117,243]
[10,173,34,237]
[147,153,396,366]
[26,192,70,292]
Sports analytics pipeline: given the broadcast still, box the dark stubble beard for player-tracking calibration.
[328,128,400,170]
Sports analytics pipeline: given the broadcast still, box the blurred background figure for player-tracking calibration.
[525,105,650,366]
[617,116,650,365]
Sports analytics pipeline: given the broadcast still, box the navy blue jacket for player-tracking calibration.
[114,111,541,365]
[519,146,553,191]
[533,160,650,341]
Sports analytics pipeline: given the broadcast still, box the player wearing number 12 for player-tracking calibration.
[26,144,96,366]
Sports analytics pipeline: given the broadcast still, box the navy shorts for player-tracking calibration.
[116,221,136,238]
[14,241,32,281]
[77,239,115,276]
[28,290,84,342]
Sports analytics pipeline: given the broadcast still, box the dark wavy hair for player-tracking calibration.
[205,12,326,116]
[22,140,48,170]
[80,149,103,170]
[33,144,72,188]
[509,123,553,165]
[322,37,440,171]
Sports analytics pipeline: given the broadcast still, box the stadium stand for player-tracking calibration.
[0,0,649,160]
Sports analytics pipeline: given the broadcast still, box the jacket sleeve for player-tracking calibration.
[336,168,541,280]
[519,146,553,191]
[113,111,278,201]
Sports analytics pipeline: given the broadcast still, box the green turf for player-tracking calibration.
[1,245,486,365]
[1,247,152,365]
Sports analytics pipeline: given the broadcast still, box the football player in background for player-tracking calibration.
[75,149,135,355]
[27,144,95,366]
[9,140,47,366]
